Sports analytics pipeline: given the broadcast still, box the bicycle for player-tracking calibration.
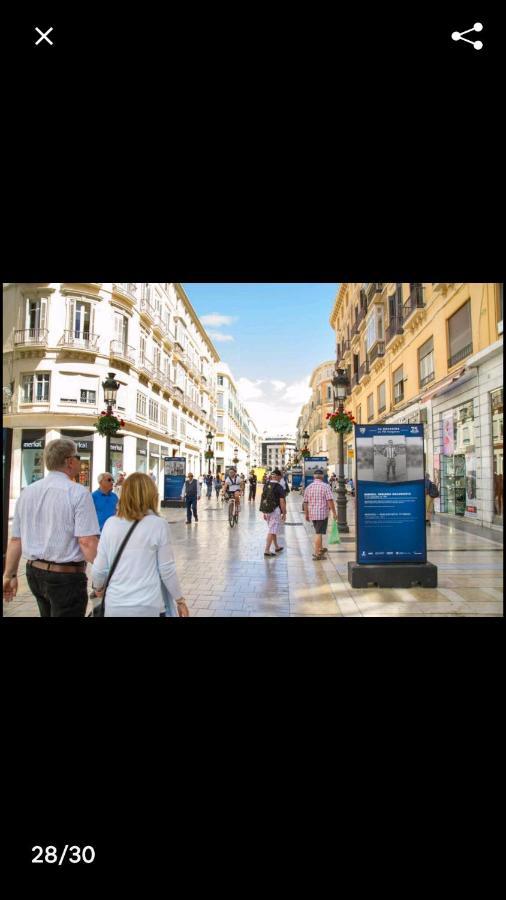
[226,491,240,527]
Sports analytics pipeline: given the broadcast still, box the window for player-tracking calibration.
[160,406,168,428]
[418,336,435,387]
[217,393,224,409]
[498,284,504,334]
[180,419,186,437]
[448,301,472,367]
[365,307,383,349]
[22,373,50,403]
[69,298,93,337]
[217,416,224,431]
[148,400,158,423]
[113,312,128,347]
[367,394,374,421]
[25,297,48,334]
[153,345,161,370]
[136,392,147,417]
[356,405,362,424]
[327,385,332,401]
[393,366,404,404]
[216,442,225,452]
[171,413,178,432]
[377,381,386,412]
[80,389,96,404]
[217,375,224,386]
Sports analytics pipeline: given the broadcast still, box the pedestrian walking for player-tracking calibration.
[240,473,246,497]
[214,473,222,499]
[114,472,126,499]
[2,438,99,617]
[260,468,286,556]
[248,471,257,502]
[92,472,119,531]
[181,471,201,523]
[425,472,439,526]
[205,473,213,500]
[91,473,189,617]
[303,468,337,560]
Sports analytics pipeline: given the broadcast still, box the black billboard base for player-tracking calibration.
[348,561,438,588]
[161,500,185,508]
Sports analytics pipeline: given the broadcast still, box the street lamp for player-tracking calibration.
[332,367,350,534]
[102,371,120,474]
[206,430,213,476]
[233,446,239,467]
[302,430,309,451]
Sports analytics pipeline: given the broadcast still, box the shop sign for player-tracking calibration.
[22,436,45,450]
[355,424,426,565]
[110,439,123,453]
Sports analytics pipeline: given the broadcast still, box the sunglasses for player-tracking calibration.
[104,478,114,482]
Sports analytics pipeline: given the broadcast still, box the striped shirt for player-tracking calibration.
[303,480,334,521]
[11,471,100,562]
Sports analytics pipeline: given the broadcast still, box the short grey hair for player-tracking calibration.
[98,472,113,483]
[44,438,77,471]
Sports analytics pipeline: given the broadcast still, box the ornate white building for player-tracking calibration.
[2,282,220,515]
[214,363,261,474]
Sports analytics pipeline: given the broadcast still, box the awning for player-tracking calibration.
[420,368,466,403]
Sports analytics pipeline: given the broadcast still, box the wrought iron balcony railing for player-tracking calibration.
[448,342,473,368]
[109,340,136,364]
[60,331,99,351]
[359,360,370,380]
[386,317,404,344]
[138,353,154,376]
[368,341,385,363]
[14,329,49,346]
[402,284,425,324]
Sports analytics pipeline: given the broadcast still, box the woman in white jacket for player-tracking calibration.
[92,472,189,617]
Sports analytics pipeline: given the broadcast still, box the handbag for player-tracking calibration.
[91,519,141,617]
[328,519,340,545]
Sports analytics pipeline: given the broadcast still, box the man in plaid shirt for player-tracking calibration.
[303,469,337,560]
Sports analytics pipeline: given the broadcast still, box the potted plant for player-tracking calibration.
[326,410,355,434]
[95,411,125,436]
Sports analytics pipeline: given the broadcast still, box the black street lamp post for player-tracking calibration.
[102,372,120,475]
[232,447,239,467]
[206,430,213,476]
[332,367,350,533]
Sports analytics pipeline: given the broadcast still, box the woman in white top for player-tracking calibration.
[92,472,189,617]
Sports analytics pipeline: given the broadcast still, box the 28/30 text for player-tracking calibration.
[32,846,95,864]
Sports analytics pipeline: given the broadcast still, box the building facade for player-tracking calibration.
[329,282,503,530]
[214,363,260,474]
[3,282,220,516]
[261,436,296,470]
[295,361,337,471]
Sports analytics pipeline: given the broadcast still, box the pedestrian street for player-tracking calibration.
[4,490,503,617]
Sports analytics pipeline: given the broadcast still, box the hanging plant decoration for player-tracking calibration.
[300,448,311,458]
[326,410,355,434]
[204,450,214,460]
[95,411,125,437]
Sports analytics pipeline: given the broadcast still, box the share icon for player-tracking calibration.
[451,22,484,49]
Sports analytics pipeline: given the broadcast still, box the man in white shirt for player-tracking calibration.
[223,467,242,514]
[3,438,100,617]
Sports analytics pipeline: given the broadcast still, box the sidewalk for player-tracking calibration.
[3,490,503,616]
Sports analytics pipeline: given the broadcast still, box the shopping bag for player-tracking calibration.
[328,519,340,545]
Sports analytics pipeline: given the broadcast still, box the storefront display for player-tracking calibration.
[149,444,160,484]
[491,388,503,523]
[109,438,124,482]
[136,439,147,473]
[61,431,94,489]
[440,402,476,518]
[21,431,45,489]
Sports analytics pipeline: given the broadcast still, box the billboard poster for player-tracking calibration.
[164,456,186,501]
[442,410,454,456]
[290,465,303,490]
[303,457,328,488]
[355,424,427,565]
[465,451,477,515]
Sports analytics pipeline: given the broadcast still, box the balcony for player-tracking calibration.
[112,283,137,304]
[368,341,385,364]
[351,372,359,389]
[109,340,136,365]
[14,329,48,347]
[448,342,473,368]
[402,285,425,324]
[393,386,404,405]
[419,371,435,388]
[139,297,155,324]
[359,360,370,380]
[386,317,404,345]
[59,331,99,352]
[152,367,165,387]
[152,312,164,334]
[337,340,351,365]
[365,282,384,302]
[138,353,155,378]
[351,320,360,339]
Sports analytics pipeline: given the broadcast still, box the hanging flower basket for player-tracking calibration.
[300,448,311,458]
[204,450,214,460]
[326,410,355,434]
[95,412,125,437]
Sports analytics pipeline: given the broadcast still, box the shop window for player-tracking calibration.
[149,399,159,423]
[80,389,96,404]
[393,366,404,404]
[22,373,50,403]
[448,300,473,367]
[418,336,435,387]
[491,389,503,522]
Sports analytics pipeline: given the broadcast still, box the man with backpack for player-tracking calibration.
[260,469,286,557]
[425,472,439,526]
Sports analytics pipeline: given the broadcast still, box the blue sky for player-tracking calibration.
[183,283,339,435]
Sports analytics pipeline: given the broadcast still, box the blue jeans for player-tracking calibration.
[186,497,198,521]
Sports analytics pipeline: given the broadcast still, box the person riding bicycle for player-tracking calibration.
[223,467,242,511]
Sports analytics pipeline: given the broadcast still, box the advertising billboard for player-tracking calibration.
[163,456,186,501]
[303,457,328,488]
[355,424,426,565]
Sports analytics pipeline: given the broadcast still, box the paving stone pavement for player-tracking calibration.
[3,490,504,617]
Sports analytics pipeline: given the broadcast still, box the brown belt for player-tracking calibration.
[28,560,87,573]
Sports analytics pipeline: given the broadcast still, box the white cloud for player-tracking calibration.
[236,377,265,401]
[271,380,286,391]
[229,374,311,436]
[282,376,312,406]
[201,313,236,327]
[207,331,234,342]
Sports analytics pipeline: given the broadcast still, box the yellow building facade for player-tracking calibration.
[329,283,503,529]
[296,360,339,471]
